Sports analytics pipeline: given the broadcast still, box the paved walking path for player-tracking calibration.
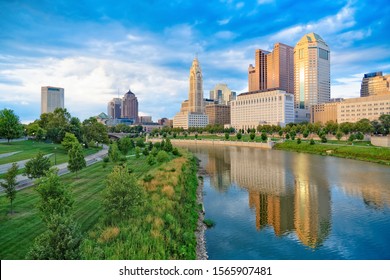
[0,151,21,159]
[0,145,108,192]
[0,154,53,174]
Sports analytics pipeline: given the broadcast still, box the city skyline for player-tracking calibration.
[0,0,389,123]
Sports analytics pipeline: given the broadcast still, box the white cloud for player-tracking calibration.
[217,18,231,25]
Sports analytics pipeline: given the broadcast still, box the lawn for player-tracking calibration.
[0,146,199,260]
[274,140,390,165]
[0,140,101,179]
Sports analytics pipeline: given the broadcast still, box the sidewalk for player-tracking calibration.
[0,145,108,192]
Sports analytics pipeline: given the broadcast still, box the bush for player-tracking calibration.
[236,132,242,140]
[142,148,149,156]
[146,154,156,166]
[225,133,229,140]
[321,135,327,143]
[297,138,301,144]
[261,132,267,142]
[172,147,180,156]
[156,150,169,162]
[310,138,315,145]
[143,174,154,182]
[250,132,255,141]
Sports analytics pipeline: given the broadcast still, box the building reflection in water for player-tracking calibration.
[180,144,389,249]
[213,146,331,249]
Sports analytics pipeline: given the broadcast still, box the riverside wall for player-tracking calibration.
[149,138,274,149]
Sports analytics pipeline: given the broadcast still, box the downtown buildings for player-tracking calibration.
[107,89,139,125]
[41,86,64,114]
[173,57,209,129]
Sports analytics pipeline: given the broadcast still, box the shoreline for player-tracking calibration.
[195,160,208,260]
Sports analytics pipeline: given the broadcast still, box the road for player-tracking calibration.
[0,145,108,193]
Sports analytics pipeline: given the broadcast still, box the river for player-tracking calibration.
[177,143,390,260]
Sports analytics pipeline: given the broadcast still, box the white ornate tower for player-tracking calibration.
[188,57,204,113]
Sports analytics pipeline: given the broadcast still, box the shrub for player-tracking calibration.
[321,135,327,143]
[146,154,156,166]
[261,132,267,142]
[103,156,109,163]
[143,174,154,183]
[297,138,301,144]
[225,133,229,140]
[236,132,242,140]
[250,132,255,141]
[156,150,169,162]
[310,138,315,145]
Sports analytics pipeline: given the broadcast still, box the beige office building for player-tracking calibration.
[311,102,340,124]
[230,89,294,130]
[338,94,390,123]
[294,33,330,110]
[360,72,390,97]
[248,43,294,93]
[205,104,230,125]
[41,86,64,114]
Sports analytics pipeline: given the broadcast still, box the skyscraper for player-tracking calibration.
[209,83,236,105]
[121,89,138,123]
[294,33,330,110]
[173,57,208,129]
[188,57,204,113]
[248,43,294,93]
[107,98,121,119]
[41,86,64,114]
[360,72,390,97]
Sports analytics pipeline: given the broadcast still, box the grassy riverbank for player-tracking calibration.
[0,145,199,259]
[274,140,390,165]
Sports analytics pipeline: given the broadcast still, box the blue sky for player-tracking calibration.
[0,0,389,123]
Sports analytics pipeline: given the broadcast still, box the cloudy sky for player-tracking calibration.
[0,0,389,123]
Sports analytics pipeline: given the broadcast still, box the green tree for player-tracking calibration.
[82,117,109,145]
[261,132,267,141]
[61,132,79,151]
[102,165,144,222]
[297,138,302,144]
[164,138,173,152]
[0,108,24,143]
[68,143,86,178]
[24,152,51,179]
[108,143,120,162]
[44,108,72,143]
[302,129,309,138]
[310,138,315,145]
[250,132,255,141]
[379,114,390,135]
[146,154,156,165]
[225,132,230,140]
[156,150,169,162]
[236,132,242,140]
[336,130,343,141]
[135,146,141,158]
[27,170,81,259]
[321,135,327,143]
[0,163,18,214]
[118,137,132,155]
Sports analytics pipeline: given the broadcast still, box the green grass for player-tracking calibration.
[0,161,111,259]
[82,150,199,260]
[0,147,199,260]
[274,140,390,165]
[0,140,101,179]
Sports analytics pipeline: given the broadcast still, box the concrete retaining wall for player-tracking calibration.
[371,136,390,147]
[149,138,274,149]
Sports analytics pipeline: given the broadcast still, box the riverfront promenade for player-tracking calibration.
[148,138,275,149]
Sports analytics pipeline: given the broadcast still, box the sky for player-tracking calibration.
[0,0,389,124]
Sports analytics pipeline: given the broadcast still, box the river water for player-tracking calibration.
[179,143,390,260]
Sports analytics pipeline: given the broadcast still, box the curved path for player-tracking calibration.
[0,145,108,192]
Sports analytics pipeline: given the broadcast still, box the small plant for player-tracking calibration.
[321,135,327,143]
[172,147,180,156]
[103,156,109,163]
[203,219,215,228]
[143,174,154,183]
[297,137,301,144]
[225,132,229,140]
[310,138,315,145]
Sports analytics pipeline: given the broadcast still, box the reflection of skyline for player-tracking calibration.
[180,143,390,250]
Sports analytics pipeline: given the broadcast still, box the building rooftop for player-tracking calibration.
[297,32,328,46]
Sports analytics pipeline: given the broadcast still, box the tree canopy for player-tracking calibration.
[0,108,24,143]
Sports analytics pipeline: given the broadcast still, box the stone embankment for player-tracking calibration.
[149,138,274,149]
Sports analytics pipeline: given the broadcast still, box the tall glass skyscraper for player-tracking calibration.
[294,33,330,110]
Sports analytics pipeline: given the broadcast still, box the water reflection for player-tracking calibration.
[176,143,390,253]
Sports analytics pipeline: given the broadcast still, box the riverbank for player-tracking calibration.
[0,142,203,260]
[274,140,390,165]
[149,138,273,149]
